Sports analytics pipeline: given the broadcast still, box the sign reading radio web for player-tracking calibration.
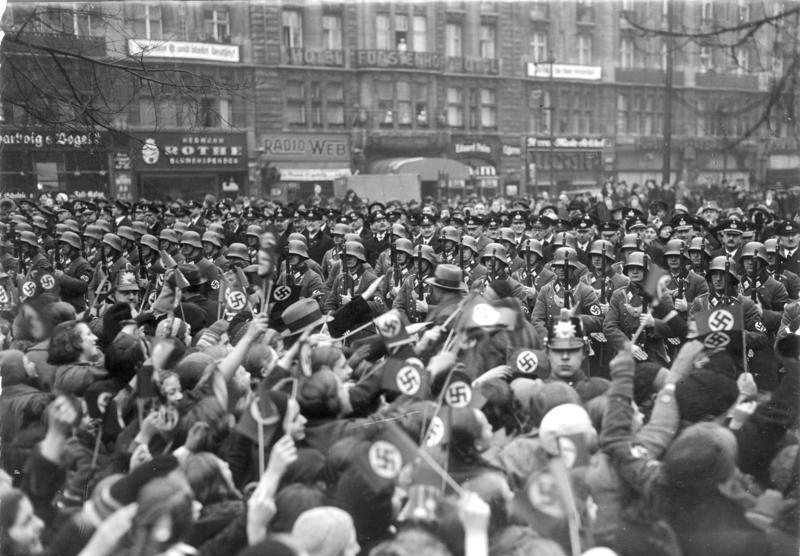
[262,134,350,161]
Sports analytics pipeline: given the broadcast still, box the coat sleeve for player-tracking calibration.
[530,287,550,340]
[651,297,687,340]
[577,284,603,333]
[743,300,770,350]
[603,291,629,353]
[323,275,341,313]
[762,281,790,332]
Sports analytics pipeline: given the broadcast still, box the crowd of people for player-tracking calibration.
[0,188,798,556]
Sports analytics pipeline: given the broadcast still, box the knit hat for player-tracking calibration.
[174,352,214,390]
[292,506,357,556]
[194,319,229,349]
[662,423,736,489]
[156,317,189,342]
[86,473,126,522]
[101,302,132,349]
[0,350,28,387]
[675,369,739,423]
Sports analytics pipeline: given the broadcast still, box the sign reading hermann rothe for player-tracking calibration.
[128,39,241,63]
[135,133,247,170]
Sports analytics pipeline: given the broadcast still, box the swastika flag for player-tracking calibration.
[692,303,744,351]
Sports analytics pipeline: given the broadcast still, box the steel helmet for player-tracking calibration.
[414,244,439,266]
[460,235,480,255]
[551,247,579,268]
[202,231,223,248]
[688,236,713,258]
[288,239,309,259]
[708,255,740,283]
[343,233,361,243]
[440,226,461,244]
[117,226,137,242]
[14,222,32,235]
[84,225,103,242]
[58,231,82,251]
[63,219,80,234]
[518,238,544,258]
[141,234,159,251]
[663,239,688,258]
[132,221,147,237]
[589,239,615,261]
[395,238,415,256]
[480,243,509,265]
[180,231,202,250]
[551,231,577,250]
[620,233,641,251]
[226,243,249,262]
[101,233,122,252]
[32,215,48,231]
[741,241,768,263]
[624,251,649,270]
[391,222,409,239]
[332,223,350,236]
[343,240,367,263]
[764,238,781,255]
[159,229,179,245]
[288,232,307,244]
[207,222,225,236]
[246,224,263,238]
[95,219,112,234]
[498,227,516,244]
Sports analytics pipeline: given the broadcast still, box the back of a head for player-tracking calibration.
[675,369,738,424]
[369,526,454,556]
[0,350,28,387]
[662,422,737,490]
[134,474,195,546]
[532,381,581,425]
[104,332,145,383]
[291,506,356,556]
[40,301,76,337]
[270,483,326,533]
[298,369,341,420]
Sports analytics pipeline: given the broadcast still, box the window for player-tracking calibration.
[132,4,162,40]
[413,16,427,52]
[311,82,323,127]
[620,38,634,69]
[734,48,749,72]
[326,83,344,126]
[699,46,712,72]
[73,5,93,37]
[479,24,496,59]
[700,1,713,22]
[644,96,654,135]
[378,82,394,127]
[415,83,429,127]
[621,0,634,10]
[530,32,548,62]
[376,15,390,50]
[203,9,230,42]
[446,23,462,57]
[661,42,668,70]
[617,93,628,135]
[286,81,306,125]
[773,54,784,75]
[468,89,479,128]
[394,82,411,125]
[480,89,496,128]
[395,15,408,50]
[631,94,642,135]
[528,88,551,134]
[447,87,464,127]
[577,35,592,65]
[282,10,303,48]
[322,15,342,50]
[737,1,750,21]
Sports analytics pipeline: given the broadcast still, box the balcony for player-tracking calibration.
[4,31,106,57]
[696,72,759,91]
[615,68,685,86]
[446,56,500,75]
[281,47,345,67]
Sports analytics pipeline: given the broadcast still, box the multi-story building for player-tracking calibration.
[1,0,798,200]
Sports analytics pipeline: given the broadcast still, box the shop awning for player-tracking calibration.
[272,162,351,182]
[369,157,472,181]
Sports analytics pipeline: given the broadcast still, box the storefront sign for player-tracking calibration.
[128,39,241,63]
[279,168,351,181]
[352,50,444,70]
[262,134,350,161]
[446,57,500,75]
[449,136,500,165]
[502,144,522,157]
[0,130,102,149]
[527,137,606,149]
[528,151,602,172]
[282,47,345,67]
[134,133,247,170]
[527,63,602,81]
[636,136,755,152]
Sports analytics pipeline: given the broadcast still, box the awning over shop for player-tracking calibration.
[369,157,472,181]
[272,162,351,182]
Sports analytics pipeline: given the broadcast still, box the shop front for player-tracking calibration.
[0,128,111,196]
[260,133,351,203]
[448,135,502,198]
[131,131,247,201]
[762,137,800,189]
[526,136,607,194]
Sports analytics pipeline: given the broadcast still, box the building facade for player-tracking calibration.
[1,0,798,200]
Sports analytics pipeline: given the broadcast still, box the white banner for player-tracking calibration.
[128,39,240,63]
